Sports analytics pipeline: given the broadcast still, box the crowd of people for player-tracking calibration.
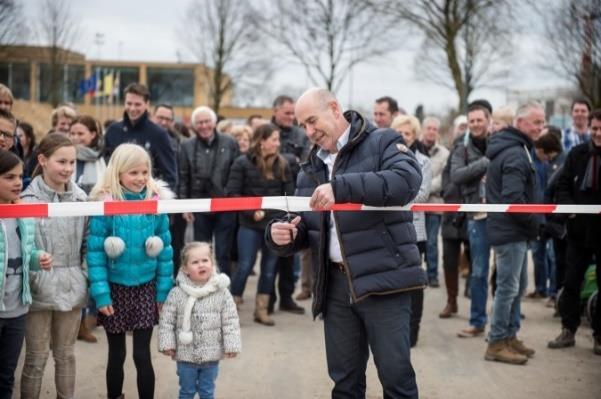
[0,80,599,398]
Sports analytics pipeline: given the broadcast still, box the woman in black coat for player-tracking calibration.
[226,123,295,326]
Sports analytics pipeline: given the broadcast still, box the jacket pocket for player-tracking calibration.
[379,223,403,267]
[29,269,58,305]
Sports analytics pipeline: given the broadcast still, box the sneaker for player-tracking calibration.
[485,340,528,365]
[507,337,535,358]
[547,328,575,349]
[594,336,601,356]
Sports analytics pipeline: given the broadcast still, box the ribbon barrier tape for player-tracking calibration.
[0,197,600,219]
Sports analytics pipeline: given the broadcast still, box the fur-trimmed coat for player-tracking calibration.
[158,272,241,364]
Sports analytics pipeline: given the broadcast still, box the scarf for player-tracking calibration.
[178,272,230,345]
[75,145,106,194]
[580,141,601,191]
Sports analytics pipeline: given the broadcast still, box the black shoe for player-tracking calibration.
[280,299,305,314]
[429,278,440,288]
[548,328,575,349]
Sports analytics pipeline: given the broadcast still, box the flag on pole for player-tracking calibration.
[104,70,113,97]
[113,70,121,102]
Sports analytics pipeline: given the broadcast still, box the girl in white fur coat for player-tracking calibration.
[159,242,241,399]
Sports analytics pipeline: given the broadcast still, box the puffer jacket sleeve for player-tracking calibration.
[158,287,178,351]
[87,216,112,308]
[155,214,174,303]
[221,292,242,354]
[332,133,422,206]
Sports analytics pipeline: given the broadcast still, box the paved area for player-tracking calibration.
[13,266,601,398]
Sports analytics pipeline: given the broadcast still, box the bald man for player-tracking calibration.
[267,88,425,398]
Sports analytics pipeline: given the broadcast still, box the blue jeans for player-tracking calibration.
[531,238,556,297]
[0,314,26,399]
[467,219,490,329]
[193,212,236,276]
[176,361,219,399]
[230,226,279,296]
[425,214,442,281]
[324,268,418,398]
[489,241,528,343]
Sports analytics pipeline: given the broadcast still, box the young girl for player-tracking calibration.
[19,133,89,399]
[69,115,106,343]
[0,149,52,399]
[87,143,174,399]
[159,242,241,399]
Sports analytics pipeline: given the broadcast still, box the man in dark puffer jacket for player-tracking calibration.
[266,88,424,398]
[484,101,545,365]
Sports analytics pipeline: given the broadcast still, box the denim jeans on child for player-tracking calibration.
[425,213,442,282]
[230,226,279,296]
[467,219,491,329]
[176,361,219,399]
[489,241,528,343]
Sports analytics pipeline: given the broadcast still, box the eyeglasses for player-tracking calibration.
[0,130,15,139]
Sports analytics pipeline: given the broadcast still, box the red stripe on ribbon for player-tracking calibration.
[328,203,363,211]
[104,200,158,215]
[506,204,557,214]
[0,203,48,218]
[411,204,462,212]
[210,197,263,212]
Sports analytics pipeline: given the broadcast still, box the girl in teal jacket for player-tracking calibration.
[87,143,174,399]
[0,149,51,399]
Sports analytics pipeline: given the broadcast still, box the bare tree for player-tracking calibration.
[541,0,601,108]
[37,0,81,107]
[372,0,514,113]
[260,0,400,94]
[0,0,28,53]
[180,0,271,114]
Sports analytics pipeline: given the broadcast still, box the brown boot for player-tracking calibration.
[77,319,97,343]
[85,315,97,330]
[440,264,459,318]
[254,294,275,326]
[507,337,535,358]
[485,339,528,365]
[233,296,243,310]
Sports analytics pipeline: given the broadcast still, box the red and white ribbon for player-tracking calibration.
[0,197,599,219]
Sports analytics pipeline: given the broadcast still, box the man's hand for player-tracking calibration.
[99,305,115,317]
[225,352,237,358]
[270,216,301,246]
[162,349,176,359]
[183,212,195,223]
[39,252,52,270]
[309,183,335,210]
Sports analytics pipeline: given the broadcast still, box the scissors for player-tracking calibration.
[284,192,295,242]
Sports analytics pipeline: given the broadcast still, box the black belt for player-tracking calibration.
[330,261,345,273]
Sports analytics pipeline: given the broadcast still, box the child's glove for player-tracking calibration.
[145,236,164,258]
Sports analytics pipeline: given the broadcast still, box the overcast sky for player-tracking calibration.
[23,0,571,115]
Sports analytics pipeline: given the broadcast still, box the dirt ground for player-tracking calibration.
[13,264,601,399]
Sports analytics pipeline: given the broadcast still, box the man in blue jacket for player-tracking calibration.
[484,101,545,365]
[104,83,177,190]
[267,88,424,398]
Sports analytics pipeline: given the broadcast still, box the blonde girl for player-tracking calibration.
[87,143,174,399]
[20,133,88,399]
[159,242,240,399]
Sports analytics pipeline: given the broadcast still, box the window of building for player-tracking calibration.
[0,62,31,100]
[147,67,194,107]
[38,63,85,104]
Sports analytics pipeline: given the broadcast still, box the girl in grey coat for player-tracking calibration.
[159,242,241,399]
[19,134,88,399]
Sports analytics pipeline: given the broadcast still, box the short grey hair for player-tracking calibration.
[191,106,217,125]
[422,116,440,129]
[515,101,544,121]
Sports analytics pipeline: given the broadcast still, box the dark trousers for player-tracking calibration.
[270,256,297,307]
[170,213,188,274]
[558,240,601,337]
[106,328,154,399]
[553,237,568,294]
[193,212,236,276]
[0,314,26,399]
[324,268,418,399]
[442,238,462,303]
[409,242,426,347]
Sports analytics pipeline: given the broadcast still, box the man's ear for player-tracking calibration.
[329,100,342,118]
